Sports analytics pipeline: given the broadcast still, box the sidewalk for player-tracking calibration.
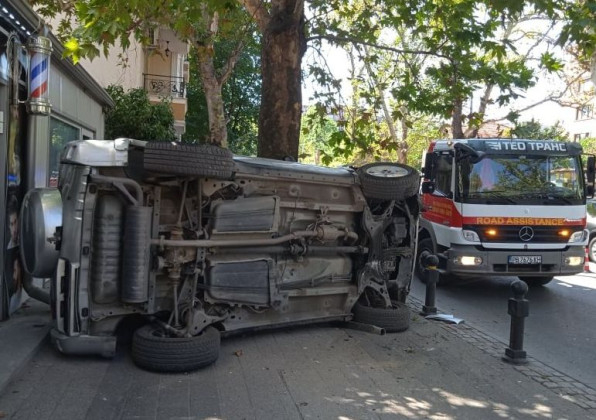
[1,296,595,419]
[0,298,51,395]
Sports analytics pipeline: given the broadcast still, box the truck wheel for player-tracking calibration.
[518,276,554,287]
[143,142,234,179]
[132,324,220,372]
[358,162,419,201]
[589,237,596,263]
[352,301,410,332]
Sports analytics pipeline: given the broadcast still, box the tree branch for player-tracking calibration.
[240,0,269,32]
[218,39,246,85]
[306,35,454,64]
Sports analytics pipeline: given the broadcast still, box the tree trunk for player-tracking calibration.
[399,106,409,164]
[196,48,228,147]
[257,0,305,160]
[466,84,494,138]
[451,97,465,139]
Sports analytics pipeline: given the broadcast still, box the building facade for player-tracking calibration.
[0,0,113,320]
[78,28,190,139]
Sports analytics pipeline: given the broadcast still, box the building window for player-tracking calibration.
[49,117,80,186]
[576,104,594,120]
[573,132,591,141]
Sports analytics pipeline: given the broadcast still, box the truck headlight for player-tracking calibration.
[462,230,480,242]
[568,231,586,243]
[454,256,483,266]
[565,256,583,266]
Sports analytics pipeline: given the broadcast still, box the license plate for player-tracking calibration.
[508,255,542,264]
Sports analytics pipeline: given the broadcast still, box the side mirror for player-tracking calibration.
[455,143,485,163]
[421,181,435,194]
[469,151,486,164]
[423,153,436,179]
[587,155,595,199]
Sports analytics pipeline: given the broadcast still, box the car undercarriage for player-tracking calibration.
[20,139,420,371]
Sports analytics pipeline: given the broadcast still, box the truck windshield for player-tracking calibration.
[457,154,584,205]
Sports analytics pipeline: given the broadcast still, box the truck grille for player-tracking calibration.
[465,225,572,243]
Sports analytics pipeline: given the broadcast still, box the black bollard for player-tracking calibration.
[421,254,439,316]
[502,280,529,365]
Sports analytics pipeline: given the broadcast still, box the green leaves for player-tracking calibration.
[511,118,568,140]
[105,85,176,141]
[540,52,563,72]
[36,0,596,158]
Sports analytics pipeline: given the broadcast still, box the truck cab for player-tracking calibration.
[417,139,595,287]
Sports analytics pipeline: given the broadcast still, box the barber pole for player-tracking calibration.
[30,49,48,98]
[26,36,52,115]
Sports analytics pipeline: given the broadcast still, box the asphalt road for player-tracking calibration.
[410,266,596,388]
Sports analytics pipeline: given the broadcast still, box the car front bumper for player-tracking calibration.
[50,328,116,358]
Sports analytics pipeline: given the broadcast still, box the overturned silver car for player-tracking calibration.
[21,139,420,372]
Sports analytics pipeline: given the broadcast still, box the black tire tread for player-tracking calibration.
[352,301,410,332]
[358,163,419,201]
[143,142,234,179]
[132,324,220,372]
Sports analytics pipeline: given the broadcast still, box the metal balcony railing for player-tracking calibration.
[143,73,186,99]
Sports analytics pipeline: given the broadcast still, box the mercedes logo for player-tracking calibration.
[519,226,534,242]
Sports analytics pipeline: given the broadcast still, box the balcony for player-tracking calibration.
[143,73,186,99]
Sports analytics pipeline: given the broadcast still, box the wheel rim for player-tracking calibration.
[591,242,596,261]
[365,165,409,178]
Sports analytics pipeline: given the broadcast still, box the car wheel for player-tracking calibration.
[518,276,554,287]
[132,324,220,372]
[352,301,410,332]
[589,237,596,263]
[357,162,419,201]
[143,142,234,179]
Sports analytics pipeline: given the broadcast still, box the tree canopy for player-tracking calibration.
[32,0,596,162]
[511,118,568,140]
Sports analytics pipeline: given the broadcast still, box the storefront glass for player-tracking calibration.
[1,31,28,318]
[49,117,79,187]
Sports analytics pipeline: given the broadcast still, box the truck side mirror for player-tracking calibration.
[421,181,435,194]
[587,155,595,198]
[454,143,484,163]
[423,153,437,179]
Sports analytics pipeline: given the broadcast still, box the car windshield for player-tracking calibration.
[457,154,584,205]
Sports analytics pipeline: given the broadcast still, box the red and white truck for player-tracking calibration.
[417,139,595,286]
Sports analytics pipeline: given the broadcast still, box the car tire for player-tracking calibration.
[518,276,554,287]
[589,237,596,263]
[143,142,234,179]
[352,301,410,332]
[357,162,419,201]
[132,324,220,372]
